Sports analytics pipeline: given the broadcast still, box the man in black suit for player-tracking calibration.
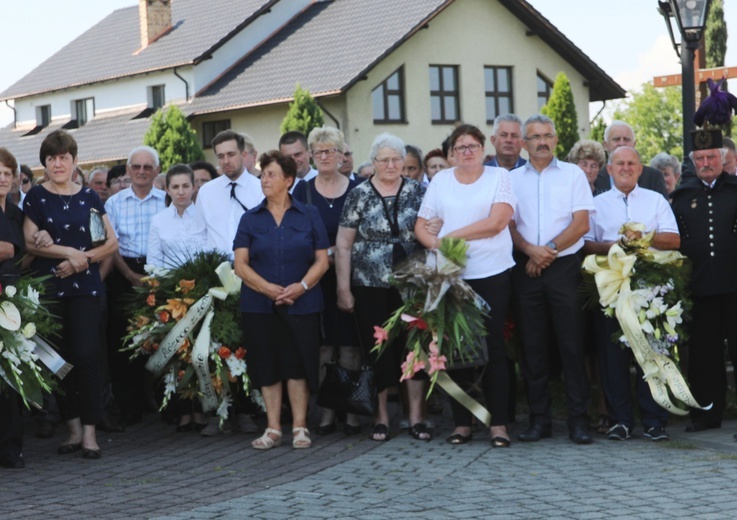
[594,121,668,198]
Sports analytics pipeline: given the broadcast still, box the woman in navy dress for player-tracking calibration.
[24,130,118,459]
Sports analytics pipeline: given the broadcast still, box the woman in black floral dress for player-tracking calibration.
[336,133,435,442]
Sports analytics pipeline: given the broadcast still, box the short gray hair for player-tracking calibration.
[522,114,556,139]
[607,146,641,165]
[308,126,345,153]
[128,145,160,166]
[88,166,109,183]
[370,133,406,161]
[604,120,635,143]
[688,148,728,162]
[650,152,681,176]
[493,114,523,134]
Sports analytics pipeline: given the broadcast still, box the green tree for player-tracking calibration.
[705,0,727,69]
[588,116,606,143]
[280,84,324,138]
[144,105,204,171]
[541,72,579,159]
[612,83,683,163]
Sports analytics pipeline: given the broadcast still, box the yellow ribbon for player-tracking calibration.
[584,244,710,415]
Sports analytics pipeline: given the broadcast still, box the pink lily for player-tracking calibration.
[373,325,388,345]
[399,351,425,382]
[427,340,447,375]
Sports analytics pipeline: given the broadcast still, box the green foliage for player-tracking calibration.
[613,83,683,163]
[588,116,606,142]
[540,72,579,159]
[280,84,324,138]
[705,0,727,69]
[144,105,204,171]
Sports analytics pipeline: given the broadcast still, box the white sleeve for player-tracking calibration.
[146,217,164,267]
[493,169,516,209]
[417,175,440,220]
[570,165,595,212]
[655,196,679,234]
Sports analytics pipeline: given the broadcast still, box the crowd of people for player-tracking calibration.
[1,110,737,470]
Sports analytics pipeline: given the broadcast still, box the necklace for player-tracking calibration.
[322,195,337,208]
[48,183,77,210]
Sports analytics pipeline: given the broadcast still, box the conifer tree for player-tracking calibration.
[541,72,579,159]
[144,105,204,171]
[280,84,324,138]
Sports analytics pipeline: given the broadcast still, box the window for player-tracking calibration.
[372,66,406,124]
[148,85,166,110]
[201,119,231,149]
[36,105,51,127]
[429,65,459,124]
[537,73,553,110]
[484,66,513,123]
[72,97,95,126]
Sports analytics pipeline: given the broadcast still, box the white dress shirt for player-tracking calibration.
[147,204,208,268]
[511,158,594,257]
[585,185,678,243]
[195,170,263,259]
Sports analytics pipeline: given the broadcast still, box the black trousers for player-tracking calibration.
[687,292,737,425]
[594,312,668,430]
[49,296,104,425]
[512,254,590,429]
[448,270,512,427]
[0,393,23,461]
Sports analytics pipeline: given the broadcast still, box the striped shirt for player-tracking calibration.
[105,187,167,257]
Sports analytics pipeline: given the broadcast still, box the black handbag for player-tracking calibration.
[317,316,377,416]
[447,337,489,370]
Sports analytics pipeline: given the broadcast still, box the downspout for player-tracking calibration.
[590,100,606,125]
[173,67,190,102]
[315,99,340,129]
[5,100,16,129]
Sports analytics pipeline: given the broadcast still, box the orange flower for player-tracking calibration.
[179,279,195,294]
[159,311,170,323]
[164,298,195,321]
[152,343,160,351]
[147,278,160,289]
[135,315,151,328]
[146,294,156,307]
[177,338,191,353]
[235,347,246,360]
[211,376,223,394]
[218,346,232,359]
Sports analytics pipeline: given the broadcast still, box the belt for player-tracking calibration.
[122,256,147,265]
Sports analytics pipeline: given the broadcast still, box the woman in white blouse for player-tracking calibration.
[147,164,207,269]
[147,164,208,432]
[414,124,516,448]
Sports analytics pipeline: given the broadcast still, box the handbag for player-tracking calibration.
[89,208,107,248]
[447,336,489,370]
[317,315,377,416]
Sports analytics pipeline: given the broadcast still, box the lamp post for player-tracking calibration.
[658,0,712,155]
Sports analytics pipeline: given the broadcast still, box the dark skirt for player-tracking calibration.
[320,265,358,347]
[242,309,321,393]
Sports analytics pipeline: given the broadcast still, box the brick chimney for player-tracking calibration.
[139,0,172,49]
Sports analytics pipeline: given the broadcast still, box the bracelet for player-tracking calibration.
[300,280,309,291]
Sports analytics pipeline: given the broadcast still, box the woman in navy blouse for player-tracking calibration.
[24,130,118,460]
[234,150,329,450]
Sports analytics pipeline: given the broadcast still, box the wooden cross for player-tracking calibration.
[653,48,737,99]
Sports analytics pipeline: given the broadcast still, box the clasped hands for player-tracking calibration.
[262,281,306,306]
[525,244,557,278]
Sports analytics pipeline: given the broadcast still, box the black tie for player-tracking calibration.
[230,182,248,212]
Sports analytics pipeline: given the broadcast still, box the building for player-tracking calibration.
[0,0,624,171]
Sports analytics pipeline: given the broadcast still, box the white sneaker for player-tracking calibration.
[200,417,231,436]
[237,414,259,434]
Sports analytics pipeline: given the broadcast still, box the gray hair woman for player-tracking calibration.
[567,140,606,194]
[650,152,681,194]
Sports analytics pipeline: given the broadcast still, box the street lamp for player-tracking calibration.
[658,0,712,155]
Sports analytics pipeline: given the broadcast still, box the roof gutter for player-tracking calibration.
[173,67,189,101]
[4,101,16,129]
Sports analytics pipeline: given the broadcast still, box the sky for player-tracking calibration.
[0,0,735,126]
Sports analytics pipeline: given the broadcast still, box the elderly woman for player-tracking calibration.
[414,124,515,447]
[336,133,430,442]
[234,151,329,450]
[293,127,362,436]
[423,148,449,181]
[24,130,118,460]
[650,152,682,194]
[567,140,607,195]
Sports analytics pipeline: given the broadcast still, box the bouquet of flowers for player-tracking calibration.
[583,222,704,415]
[373,237,490,422]
[123,251,250,421]
[0,276,60,408]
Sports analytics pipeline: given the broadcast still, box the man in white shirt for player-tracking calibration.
[105,145,167,426]
[509,114,594,445]
[279,131,317,190]
[484,113,527,171]
[195,130,263,260]
[584,146,679,442]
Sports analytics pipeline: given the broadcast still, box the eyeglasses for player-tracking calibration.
[311,148,338,158]
[524,133,556,142]
[374,157,403,167]
[453,143,482,155]
[343,151,353,157]
[21,178,31,185]
[111,178,132,186]
[129,163,156,173]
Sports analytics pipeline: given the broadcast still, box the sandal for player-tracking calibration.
[409,423,432,442]
[370,423,389,442]
[251,428,283,450]
[292,427,312,449]
[446,432,472,445]
[491,436,511,448]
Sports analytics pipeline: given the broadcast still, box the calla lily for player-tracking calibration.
[0,301,21,331]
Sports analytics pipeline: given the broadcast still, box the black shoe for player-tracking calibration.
[606,423,631,441]
[570,425,593,445]
[518,424,552,442]
[316,421,337,436]
[491,436,511,448]
[81,448,101,460]
[36,421,55,439]
[343,423,361,436]
[57,443,82,455]
[176,422,193,433]
[446,432,473,445]
[685,421,721,432]
[0,455,24,469]
[643,426,669,442]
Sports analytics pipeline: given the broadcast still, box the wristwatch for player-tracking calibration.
[545,241,557,251]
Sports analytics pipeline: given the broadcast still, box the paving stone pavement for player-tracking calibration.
[3,405,737,520]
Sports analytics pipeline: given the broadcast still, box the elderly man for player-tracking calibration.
[485,113,527,170]
[584,147,680,442]
[671,130,737,433]
[87,167,109,203]
[279,131,317,188]
[510,114,594,445]
[723,137,737,175]
[339,142,355,178]
[594,121,668,197]
[105,146,166,426]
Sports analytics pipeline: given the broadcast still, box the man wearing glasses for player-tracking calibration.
[105,146,166,427]
[509,114,594,445]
